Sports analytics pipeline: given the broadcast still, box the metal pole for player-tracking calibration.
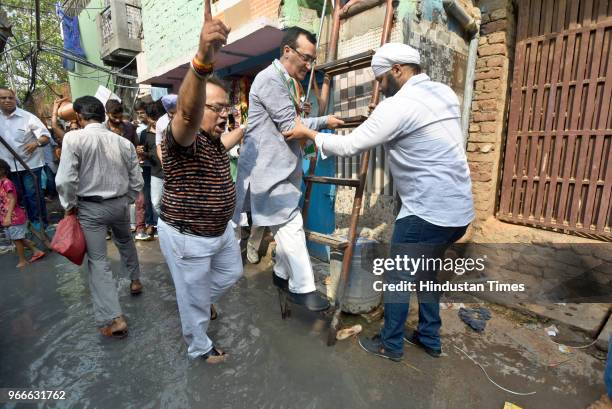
[305,0,329,105]
[317,0,342,116]
[368,0,395,107]
[34,0,41,51]
[327,0,396,346]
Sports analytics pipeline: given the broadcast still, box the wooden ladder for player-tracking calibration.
[301,0,397,346]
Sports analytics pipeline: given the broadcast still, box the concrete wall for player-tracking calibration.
[139,0,284,81]
[67,0,111,99]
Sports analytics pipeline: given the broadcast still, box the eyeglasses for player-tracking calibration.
[289,47,316,65]
[205,104,234,114]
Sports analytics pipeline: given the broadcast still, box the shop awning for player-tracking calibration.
[138,17,284,90]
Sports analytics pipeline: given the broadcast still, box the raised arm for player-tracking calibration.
[221,126,245,151]
[283,99,405,158]
[255,76,343,133]
[51,97,68,143]
[171,0,230,146]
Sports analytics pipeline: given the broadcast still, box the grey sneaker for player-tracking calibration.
[135,232,151,241]
[358,334,402,362]
[403,330,441,358]
[246,242,260,264]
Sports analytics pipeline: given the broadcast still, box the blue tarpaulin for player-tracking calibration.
[56,3,86,72]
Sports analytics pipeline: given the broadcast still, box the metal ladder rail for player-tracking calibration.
[300,0,397,346]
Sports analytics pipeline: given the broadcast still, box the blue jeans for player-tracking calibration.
[380,215,468,356]
[10,167,48,228]
[43,165,57,198]
[606,335,612,398]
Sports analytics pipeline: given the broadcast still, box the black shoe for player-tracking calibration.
[287,290,330,311]
[272,272,289,290]
[358,334,402,362]
[403,330,441,358]
[201,346,227,364]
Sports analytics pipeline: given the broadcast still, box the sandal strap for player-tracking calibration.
[202,346,226,360]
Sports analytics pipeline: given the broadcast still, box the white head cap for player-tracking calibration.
[371,43,421,78]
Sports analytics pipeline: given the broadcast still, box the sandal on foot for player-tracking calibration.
[99,316,128,339]
[210,304,218,321]
[28,252,45,263]
[202,346,227,364]
[130,280,143,295]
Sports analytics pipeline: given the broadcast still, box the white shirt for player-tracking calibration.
[0,107,50,172]
[315,73,474,227]
[137,122,147,137]
[155,113,170,146]
[55,123,144,210]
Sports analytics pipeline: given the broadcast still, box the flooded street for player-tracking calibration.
[0,240,607,409]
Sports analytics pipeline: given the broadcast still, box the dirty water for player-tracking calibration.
[0,241,608,409]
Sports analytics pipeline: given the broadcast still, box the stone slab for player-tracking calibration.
[596,313,612,351]
[516,303,611,338]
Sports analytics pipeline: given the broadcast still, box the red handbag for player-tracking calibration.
[51,214,87,265]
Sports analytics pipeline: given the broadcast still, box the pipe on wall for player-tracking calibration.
[443,0,480,148]
[317,0,342,116]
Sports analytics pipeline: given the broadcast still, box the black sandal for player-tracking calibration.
[202,346,227,364]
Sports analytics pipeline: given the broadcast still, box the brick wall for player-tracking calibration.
[468,0,602,244]
[468,0,515,231]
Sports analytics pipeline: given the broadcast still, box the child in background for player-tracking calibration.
[0,159,45,268]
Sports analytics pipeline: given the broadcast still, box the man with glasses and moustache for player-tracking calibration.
[233,27,344,312]
[156,0,244,363]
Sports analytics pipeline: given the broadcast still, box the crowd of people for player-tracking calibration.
[1,3,610,406]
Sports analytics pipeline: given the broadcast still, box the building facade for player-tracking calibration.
[64,0,612,247]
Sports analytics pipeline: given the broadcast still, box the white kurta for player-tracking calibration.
[315,73,474,227]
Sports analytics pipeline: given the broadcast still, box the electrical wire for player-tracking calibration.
[1,3,57,15]
[0,40,39,58]
[41,45,137,80]
[67,71,142,89]
[453,345,537,396]
[547,338,598,350]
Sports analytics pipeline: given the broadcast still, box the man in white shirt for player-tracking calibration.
[0,87,51,229]
[56,95,144,339]
[153,94,177,215]
[284,43,475,362]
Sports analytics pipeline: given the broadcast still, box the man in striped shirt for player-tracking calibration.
[157,5,244,364]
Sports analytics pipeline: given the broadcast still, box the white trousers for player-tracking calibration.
[269,212,316,294]
[150,176,163,216]
[158,219,243,358]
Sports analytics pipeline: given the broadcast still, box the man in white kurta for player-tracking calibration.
[284,43,475,362]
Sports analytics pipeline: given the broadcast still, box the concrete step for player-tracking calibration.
[596,313,612,351]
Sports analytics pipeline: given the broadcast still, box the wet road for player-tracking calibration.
[0,240,607,409]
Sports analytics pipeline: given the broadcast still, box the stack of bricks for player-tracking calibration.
[468,0,515,228]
